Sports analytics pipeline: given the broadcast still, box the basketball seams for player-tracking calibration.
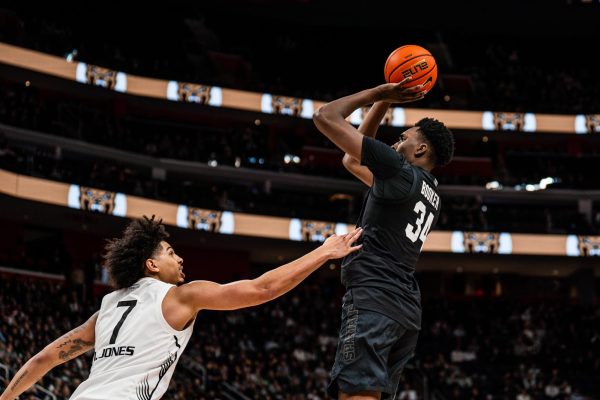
[384,45,431,80]
[383,45,412,73]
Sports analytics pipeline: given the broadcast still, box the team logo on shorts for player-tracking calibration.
[187,208,222,232]
[300,220,336,242]
[271,96,304,117]
[463,232,501,254]
[492,112,525,131]
[176,83,212,104]
[342,304,359,362]
[79,187,117,214]
[577,236,600,257]
[584,115,600,134]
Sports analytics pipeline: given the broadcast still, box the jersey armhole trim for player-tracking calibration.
[157,286,194,335]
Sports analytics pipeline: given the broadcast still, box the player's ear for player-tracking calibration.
[415,142,428,157]
[145,259,159,273]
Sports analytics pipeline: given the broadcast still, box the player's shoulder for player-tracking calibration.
[170,280,213,298]
[415,166,438,186]
[100,278,158,304]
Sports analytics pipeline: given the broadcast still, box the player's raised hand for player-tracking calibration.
[376,78,427,104]
[321,228,363,259]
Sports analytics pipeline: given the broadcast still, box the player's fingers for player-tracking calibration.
[408,91,426,100]
[349,244,363,252]
[404,84,425,93]
[411,89,426,96]
[342,229,357,242]
[346,227,363,242]
[398,76,413,86]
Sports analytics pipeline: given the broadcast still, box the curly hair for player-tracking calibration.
[103,215,170,289]
[415,117,455,167]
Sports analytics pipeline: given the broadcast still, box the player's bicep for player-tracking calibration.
[44,311,97,366]
[177,280,269,311]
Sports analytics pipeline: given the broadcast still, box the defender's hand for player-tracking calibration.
[322,228,363,259]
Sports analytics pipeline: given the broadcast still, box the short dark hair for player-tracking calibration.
[103,215,169,289]
[415,117,455,167]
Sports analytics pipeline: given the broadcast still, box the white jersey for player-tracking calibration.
[70,277,194,400]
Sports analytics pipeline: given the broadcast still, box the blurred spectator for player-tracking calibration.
[1,276,599,399]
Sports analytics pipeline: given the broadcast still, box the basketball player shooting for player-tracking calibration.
[312,79,454,400]
[0,216,362,400]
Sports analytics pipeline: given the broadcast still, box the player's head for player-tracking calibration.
[392,117,454,170]
[104,215,185,289]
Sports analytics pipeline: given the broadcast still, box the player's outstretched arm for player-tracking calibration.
[0,312,97,400]
[313,79,424,161]
[342,101,391,187]
[173,228,362,313]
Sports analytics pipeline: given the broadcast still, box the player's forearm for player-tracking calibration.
[314,87,383,150]
[0,354,55,400]
[343,101,390,164]
[358,101,390,138]
[1,314,97,400]
[254,246,331,301]
[316,87,383,124]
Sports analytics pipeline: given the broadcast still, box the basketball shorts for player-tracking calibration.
[328,289,419,399]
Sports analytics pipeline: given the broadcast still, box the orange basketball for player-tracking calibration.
[384,45,437,91]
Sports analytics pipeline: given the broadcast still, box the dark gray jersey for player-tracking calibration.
[341,136,441,329]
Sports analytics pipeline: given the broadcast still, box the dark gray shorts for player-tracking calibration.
[328,289,419,399]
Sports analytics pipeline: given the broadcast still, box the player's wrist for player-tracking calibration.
[372,85,388,102]
[316,242,335,261]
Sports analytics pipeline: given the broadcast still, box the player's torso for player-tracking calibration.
[70,278,193,400]
[343,165,441,287]
[341,166,440,329]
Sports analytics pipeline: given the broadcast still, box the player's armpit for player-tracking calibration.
[342,154,373,187]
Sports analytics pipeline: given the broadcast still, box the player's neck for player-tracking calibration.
[410,159,433,173]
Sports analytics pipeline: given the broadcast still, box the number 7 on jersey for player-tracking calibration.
[110,300,137,344]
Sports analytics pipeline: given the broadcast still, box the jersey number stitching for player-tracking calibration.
[110,300,138,344]
[405,200,434,244]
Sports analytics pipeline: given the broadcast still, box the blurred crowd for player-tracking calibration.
[2,77,600,191]
[418,299,599,399]
[0,6,599,400]
[2,127,599,235]
[1,6,599,114]
[1,276,598,399]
